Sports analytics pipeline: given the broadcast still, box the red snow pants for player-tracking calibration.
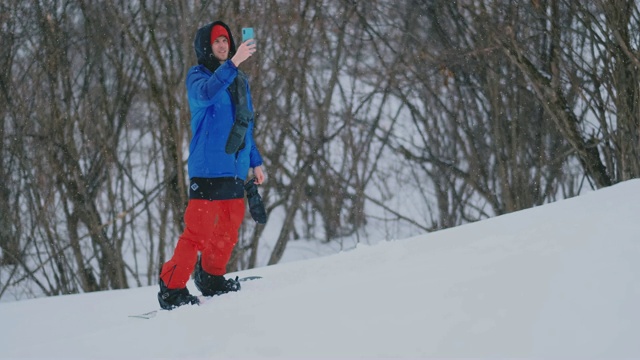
[160,198,245,289]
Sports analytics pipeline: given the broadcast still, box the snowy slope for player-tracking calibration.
[1,180,639,358]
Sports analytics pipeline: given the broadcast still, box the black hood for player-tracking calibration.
[194,21,236,72]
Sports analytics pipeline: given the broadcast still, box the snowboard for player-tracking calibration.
[129,276,262,319]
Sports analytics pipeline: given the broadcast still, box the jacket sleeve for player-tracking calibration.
[249,125,264,168]
[246,82,264,168]
[187,60,238,108]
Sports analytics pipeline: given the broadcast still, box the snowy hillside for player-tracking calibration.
[1,180,639,358]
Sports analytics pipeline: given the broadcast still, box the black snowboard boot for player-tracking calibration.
[157,279,200,310]
[194,258,241,297]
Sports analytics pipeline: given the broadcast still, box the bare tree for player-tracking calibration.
[0,1,22,268]
[495,0,640,188]
[2,0,639,301]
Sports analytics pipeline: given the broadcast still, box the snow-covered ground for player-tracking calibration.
[1,180,639,358]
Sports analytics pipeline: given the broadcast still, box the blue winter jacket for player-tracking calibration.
[186,22,263,181]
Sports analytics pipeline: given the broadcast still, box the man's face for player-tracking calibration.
[212,36,229,62]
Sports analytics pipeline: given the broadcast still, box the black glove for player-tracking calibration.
[225,74,253,154]
[224,116,249,154]
[244,178,267,224]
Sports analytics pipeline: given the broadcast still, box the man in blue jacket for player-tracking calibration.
[158,21,264,309]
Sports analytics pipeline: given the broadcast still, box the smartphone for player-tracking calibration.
[242,27,254,43]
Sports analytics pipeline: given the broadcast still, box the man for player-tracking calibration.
[157,21,264,310]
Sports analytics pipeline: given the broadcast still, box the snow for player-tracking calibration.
[1,180,640,358]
